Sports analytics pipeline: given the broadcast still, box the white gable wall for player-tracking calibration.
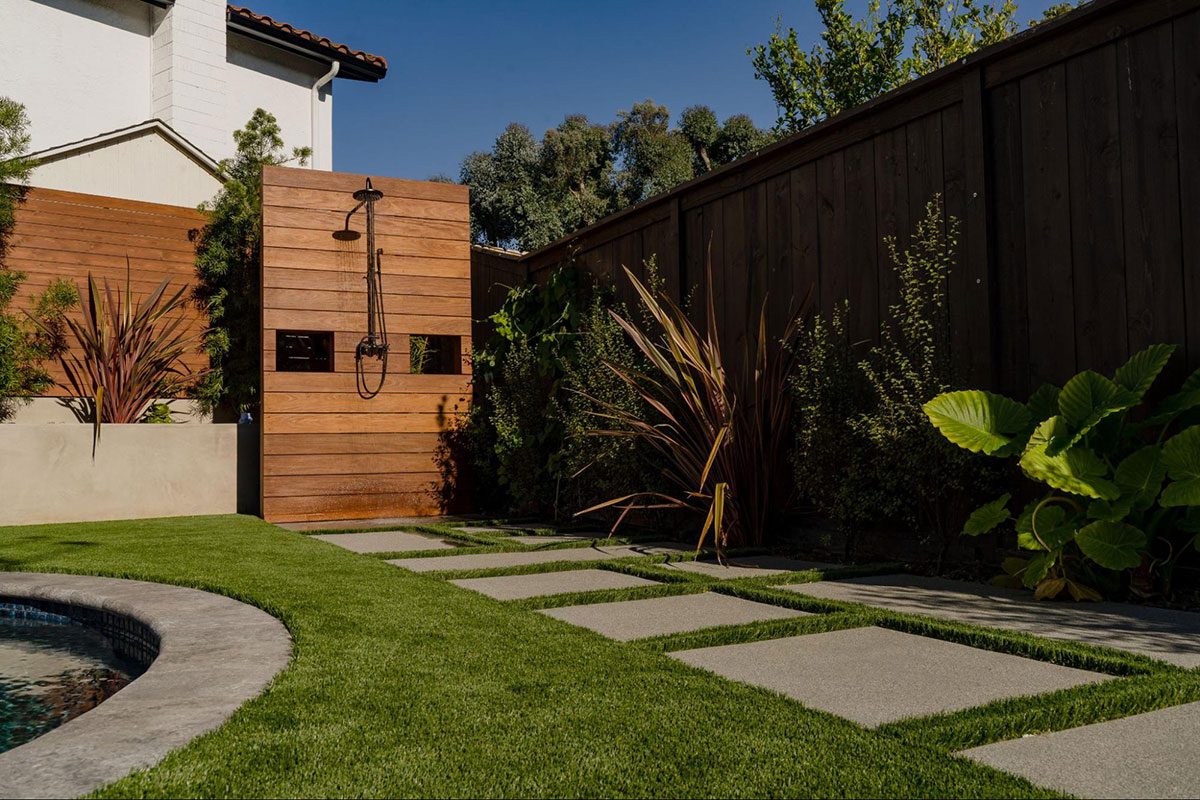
[225,32,332,170]
[1,0,343,201]
[31,127,223,207]
[0,0,154,151]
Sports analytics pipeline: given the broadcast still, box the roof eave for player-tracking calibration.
[226,19,386,82]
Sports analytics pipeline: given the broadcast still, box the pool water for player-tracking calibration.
[0,603,145,754]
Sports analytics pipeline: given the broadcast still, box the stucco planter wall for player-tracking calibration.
[0,424,243,525]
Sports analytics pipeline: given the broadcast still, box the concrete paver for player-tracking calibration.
[539,591,806,641]
[450,568,657,600]
[961,701,1200,799]
[671,626,1107,727]
[311,530,455,553]
[785,574,1200,667]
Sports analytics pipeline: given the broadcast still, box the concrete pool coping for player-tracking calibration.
[0,572,292,799]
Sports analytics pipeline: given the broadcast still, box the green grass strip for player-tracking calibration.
[512,581,706,611]
[636,611,874,653]
[881,669,1200,752]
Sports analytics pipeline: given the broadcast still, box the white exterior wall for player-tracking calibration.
[29,128,222,207]
[1,0,340,190]
[0,0,154,152]
[225,33,331,169]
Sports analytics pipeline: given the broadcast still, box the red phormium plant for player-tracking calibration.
[579,258,809,553]
[45,272,204,433]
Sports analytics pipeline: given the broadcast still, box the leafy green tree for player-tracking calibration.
[679,105,720,173]
[750,1,910,133]
[192,108,309,417]
[0,97,77,421]
[750,0,1017,134]
[906,0,1016,76]
[680,107,772,174]
[712,113,771,165]
[611,100,695,206]
[462,105,766,250]
[0,97,36,259]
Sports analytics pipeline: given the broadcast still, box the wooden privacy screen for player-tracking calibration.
[6,187,208,394]
[259,166,472,523]
[479,0,1200,398]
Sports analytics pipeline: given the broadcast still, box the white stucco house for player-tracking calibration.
[0,0,387,206]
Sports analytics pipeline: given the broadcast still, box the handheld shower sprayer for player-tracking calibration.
[331,177,389,398]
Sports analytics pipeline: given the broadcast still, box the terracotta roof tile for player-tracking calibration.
[227,4,387,73]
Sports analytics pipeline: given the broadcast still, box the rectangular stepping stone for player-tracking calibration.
[784,574,1200,667]
[671,627,1107,727]
[392,541,691,573]
[661,556,832,579]
[390,545,643,573]
[451,569,658,600]
[281,515,471,531]
[311,530,455,553]
[539,591,806,641]
[510,534,600,546]
[960,701,1200,799]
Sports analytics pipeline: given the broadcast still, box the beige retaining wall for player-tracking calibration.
[0,424,240,525]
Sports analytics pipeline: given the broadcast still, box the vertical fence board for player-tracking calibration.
[844,139,879,345]
[1020,64,1076,386]
[1119,23,1186,380]
[1176,10,1200,371]
[1066,43,1128,376]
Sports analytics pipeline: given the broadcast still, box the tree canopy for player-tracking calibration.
[462,103,769,252]
[750,0,1018,134]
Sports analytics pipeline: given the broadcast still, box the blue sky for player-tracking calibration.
[244,0,1063,181]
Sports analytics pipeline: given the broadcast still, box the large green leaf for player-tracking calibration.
[1047,371,1138,456]
[1113,344,1176,399]
[1022,552,1055,588]
[1075,520,1146,570]
[1144,366,1200,426]
[1020,418,1119,499]
[1026,383,1061,424]
[963,494,1011,536]
[924,391,1032,456]
[1015,502,1076,550]
[1160,426,1200,507]
[1114,445,1165,510]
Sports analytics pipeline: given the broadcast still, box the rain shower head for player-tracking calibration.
[331,178,383,241]
[353,186,384,203]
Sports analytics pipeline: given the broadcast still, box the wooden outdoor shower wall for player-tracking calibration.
[494,0,1200,396]
[6,187,208,393]
[260,166,472,523]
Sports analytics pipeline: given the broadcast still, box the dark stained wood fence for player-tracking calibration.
[469,245,527,346]
[472,0,1200,395]
[7,187,208,394]
[260,166,472,523]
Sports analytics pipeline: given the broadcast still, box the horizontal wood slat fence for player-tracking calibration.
[260,166,472,523]
[470,0,1200,397]
[7,187,209,395]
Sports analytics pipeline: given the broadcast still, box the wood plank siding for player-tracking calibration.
[5,187,209,395]
[260,166,472,523]
[471,0,1200,393]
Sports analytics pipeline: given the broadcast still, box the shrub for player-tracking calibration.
[192,109,309,417]
[559,294,657,515]
[0,270,77,421]
[926,343,1200,600]
[790,196,997,561]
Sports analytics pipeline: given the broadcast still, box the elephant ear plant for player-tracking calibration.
[924,344,1200,600]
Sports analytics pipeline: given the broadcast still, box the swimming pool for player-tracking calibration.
[0,602,146,754]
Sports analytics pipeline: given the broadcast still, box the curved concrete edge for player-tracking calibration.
[0,572,292,800]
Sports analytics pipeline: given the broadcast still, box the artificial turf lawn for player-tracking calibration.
[0,514,1065,798]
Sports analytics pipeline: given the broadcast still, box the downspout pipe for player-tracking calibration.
[310,60,339,169]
